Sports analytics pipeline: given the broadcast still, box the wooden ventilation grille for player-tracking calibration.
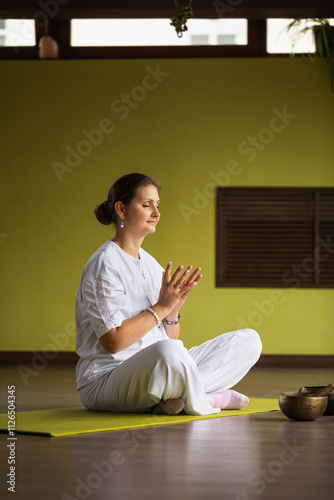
[216,187,334,288]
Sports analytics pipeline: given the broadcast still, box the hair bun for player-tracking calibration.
[94,200,113,225]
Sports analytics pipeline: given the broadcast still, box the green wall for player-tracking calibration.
[1,58,333,354]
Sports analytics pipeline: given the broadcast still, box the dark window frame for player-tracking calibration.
[0,0,333,59]
[216,187,334,289]
[0,19,270,59]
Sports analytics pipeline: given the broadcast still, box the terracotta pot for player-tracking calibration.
[39,36,59,59]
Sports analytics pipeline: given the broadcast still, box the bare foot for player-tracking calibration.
[153,398,185,415]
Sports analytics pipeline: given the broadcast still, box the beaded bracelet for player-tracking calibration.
[162,313,181,326]
[146,307,161,327]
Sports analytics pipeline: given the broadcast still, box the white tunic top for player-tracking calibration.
[75,240,169,390]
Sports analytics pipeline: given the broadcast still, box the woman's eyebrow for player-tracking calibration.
[142,198,160,203]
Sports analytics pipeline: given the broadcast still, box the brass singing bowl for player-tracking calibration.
[298,386,334,416]
[279,392,327,421]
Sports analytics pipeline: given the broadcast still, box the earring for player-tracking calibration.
[120,218,124,228]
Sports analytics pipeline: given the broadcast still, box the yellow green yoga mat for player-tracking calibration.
[0,398,279,437]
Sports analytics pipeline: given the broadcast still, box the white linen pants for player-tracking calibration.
[78,328,262,416]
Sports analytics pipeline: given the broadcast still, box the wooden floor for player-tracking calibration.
[1,364,333,500]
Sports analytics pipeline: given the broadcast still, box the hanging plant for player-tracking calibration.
[286,19,334,92]
[170,0,194,38]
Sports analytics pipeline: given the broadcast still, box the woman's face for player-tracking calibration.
[123,184,160,235]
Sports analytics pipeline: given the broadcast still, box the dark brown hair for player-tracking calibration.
[94,173,161,226]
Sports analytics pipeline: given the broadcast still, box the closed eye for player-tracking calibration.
[143,204,160,209]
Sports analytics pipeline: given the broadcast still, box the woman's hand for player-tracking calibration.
[156,262,202,317]
[168,265,203,315]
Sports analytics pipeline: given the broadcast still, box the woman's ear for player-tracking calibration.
[114,201,125,218]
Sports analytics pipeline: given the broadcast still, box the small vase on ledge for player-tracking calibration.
[38,36,59,59]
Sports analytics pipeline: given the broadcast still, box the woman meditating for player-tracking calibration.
[75,173,262,415]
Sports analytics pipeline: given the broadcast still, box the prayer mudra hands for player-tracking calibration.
[157,262,202,315]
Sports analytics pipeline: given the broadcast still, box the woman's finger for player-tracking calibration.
[185,267,202,286]
[180,288,192,300]
[175,266,192,287]
[181,278,199,297]
[188,274,202,289]
[170,265,184,285]
[193,273,203,284]
[164,261,173,283]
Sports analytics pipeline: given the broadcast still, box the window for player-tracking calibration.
[267,18,334,54]
[216,188,334,288]
[0,18,263,59]
[0,19,35,46]
[71,18,247,47]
